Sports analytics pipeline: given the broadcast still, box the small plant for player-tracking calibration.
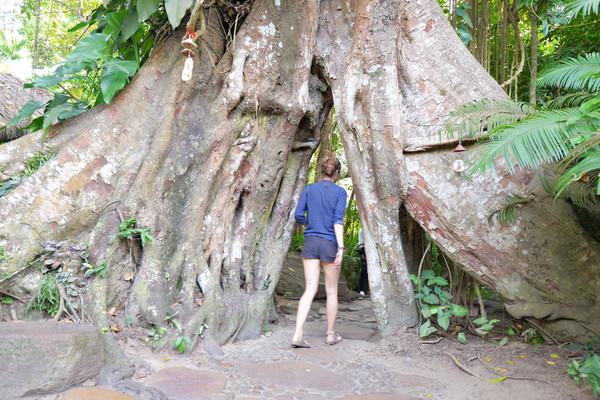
[21,151,52,177]
[0,245,10,263]
[146,326,168,349]
[83,261,109,279]
[521,327,545,344]
[472,316,500,336]
[0,296,14,305]
[27,273,60,317]
[165,312,182,332]
[118,217,153,247]
[173,335,192,353]
[568,354,600,397]
[289,231,304,252]
[410,269,469,337]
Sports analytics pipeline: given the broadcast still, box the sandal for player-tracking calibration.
[325,331,343,346]
[291,338,311,348]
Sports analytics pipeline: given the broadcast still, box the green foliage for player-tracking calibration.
[410,268,468,338]
[521,327,546,344]
[83,261,109,278]
[538,53,600,93]
[118,217,153,247]
[443,99,535,141]
[444,49,600,203]
[455,1,474,45]
[568,354,600,396]
[565,0,600,18]
[173,335,192,353]
[146,326,168,349]
[0,245,10,263]
[472,316,500,336]
[22,151,53,177]
[27,273,59,317]
[0,150,53,198]
[0,31,26,60]
[289,231,304,252]
[165,0,194,29]
[15,0,172,137]
[488,194,534,225]
[0,296,14,305]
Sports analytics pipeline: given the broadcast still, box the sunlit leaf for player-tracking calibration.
[7,100,47,127]
[165,0,193,29]
[101,59,138,103]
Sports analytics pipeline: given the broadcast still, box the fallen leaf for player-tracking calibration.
[484,356,493,363]
[550,353,560,359]
[506,360,515,365]
[490,376,508,383]
[423,394,434,399]
[517,355,526,359]
[164,356,172,361]
[493,367,508,374]
[107,307,117,316]
[110,324,122,333]
[546,361,556,366]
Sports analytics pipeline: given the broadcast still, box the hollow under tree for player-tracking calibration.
[0,0,598,349]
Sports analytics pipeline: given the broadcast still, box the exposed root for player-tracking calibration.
[445,352,477,377]
[475,355,550,384]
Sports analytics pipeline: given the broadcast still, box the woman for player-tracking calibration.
[291,155,347,348]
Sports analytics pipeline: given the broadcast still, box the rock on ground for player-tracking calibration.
[0,320,105,399]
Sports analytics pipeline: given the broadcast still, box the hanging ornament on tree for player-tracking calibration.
[180,31,198,82]
[452,138,466,173]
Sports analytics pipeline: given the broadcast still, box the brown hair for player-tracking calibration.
[321,154,341,178]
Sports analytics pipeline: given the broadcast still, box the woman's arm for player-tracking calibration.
[333,189,348,266]
[294,187,308,225]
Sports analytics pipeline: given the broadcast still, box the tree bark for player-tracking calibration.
[1,0,598,344]
[529,9,539,106]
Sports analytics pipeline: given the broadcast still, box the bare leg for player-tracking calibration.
[292,259,320,342]
[323,261,341,340]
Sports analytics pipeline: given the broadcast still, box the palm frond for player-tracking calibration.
[488,194,534,225]
[467,108,599,175]
[537,53,600,93]
[560,132,600,165]
[443,99,534,140]
[538,166,599,207]
[545,92,595,109]
[565,0,600,18]
[555,151,600,197]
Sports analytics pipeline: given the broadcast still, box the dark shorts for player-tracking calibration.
[302,236,338,263]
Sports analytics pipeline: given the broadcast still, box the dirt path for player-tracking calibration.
[88,297,593,400]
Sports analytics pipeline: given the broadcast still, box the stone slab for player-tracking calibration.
[146,367,226,400]
[341,394,419,400]
[58,387,134,400]
[235,360,351,391]
[0,320,105,398]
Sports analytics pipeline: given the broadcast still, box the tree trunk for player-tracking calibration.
[314,108,335,182]
[529,9,539,106]
[1,0,598,344]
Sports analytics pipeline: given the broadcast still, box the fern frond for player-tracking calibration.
[560,132,600,165]
[545,92,595,109]
[488,194,534,225]
[467,108,599,175]
[565,0,600,18]
[443,99,534,140]
[538,53,600,92]
[555,151,600,197]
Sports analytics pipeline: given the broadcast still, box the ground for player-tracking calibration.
[47,297,594,400]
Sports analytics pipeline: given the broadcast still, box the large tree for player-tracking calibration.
[1,0,598,347]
